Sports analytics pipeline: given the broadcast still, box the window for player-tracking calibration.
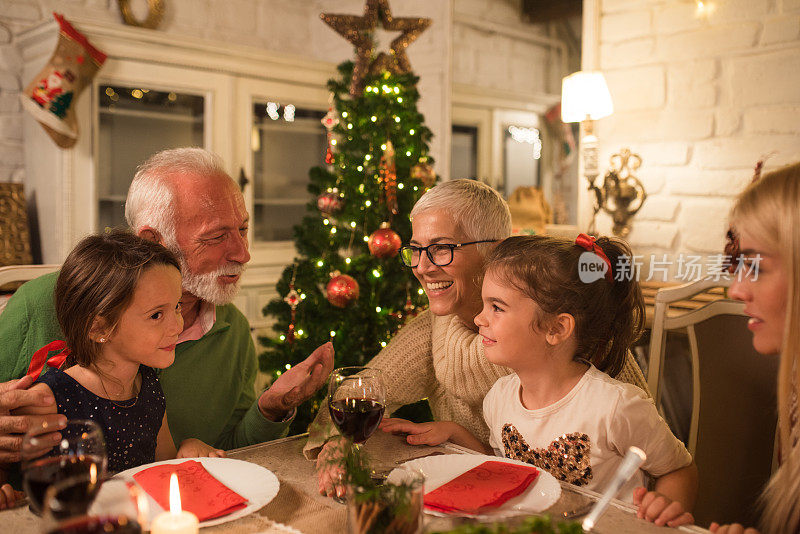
[502,124,542,197]
[451,124,478,180]
[250,103,327,242]
[97,85,204,230]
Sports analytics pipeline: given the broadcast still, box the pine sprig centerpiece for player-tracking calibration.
[334,440,423,534]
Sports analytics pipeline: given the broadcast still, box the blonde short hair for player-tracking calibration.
[410,179,511,252]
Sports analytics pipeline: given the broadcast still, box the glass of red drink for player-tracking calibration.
[22,419,107,516]
[328,367,386,447]
[41,476,143,534]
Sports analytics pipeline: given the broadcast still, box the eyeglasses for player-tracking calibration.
[400,240,498,267]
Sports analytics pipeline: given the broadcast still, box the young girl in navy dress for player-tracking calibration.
[382,234,698,527]
[20,230,223,474]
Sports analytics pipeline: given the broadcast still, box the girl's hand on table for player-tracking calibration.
[0,483,24,510]
[632,486,694,527]
[316,437,346,499]
[709,523,760,534]
[176,438,225,458]
[379,418,453,446]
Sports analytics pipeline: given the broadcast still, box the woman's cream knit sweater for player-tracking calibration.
[304,309,649,457]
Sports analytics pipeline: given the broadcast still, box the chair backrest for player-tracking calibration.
[647,278,778,527]
[0,264,60,288]
[0,264,60,316]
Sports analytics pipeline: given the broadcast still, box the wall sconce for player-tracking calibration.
[597,148,647,238]
[561,71,613,234]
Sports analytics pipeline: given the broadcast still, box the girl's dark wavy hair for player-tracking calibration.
[484,235,644,376]
[55,229,180,368]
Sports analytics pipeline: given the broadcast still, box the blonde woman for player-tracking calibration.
[713,162,800,534]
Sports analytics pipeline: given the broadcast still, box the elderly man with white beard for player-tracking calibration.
[0,148,334,469]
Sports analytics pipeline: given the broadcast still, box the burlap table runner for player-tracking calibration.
[0,432,710,533]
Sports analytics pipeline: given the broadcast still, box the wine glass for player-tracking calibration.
[22,419,107,516]
[328,367,386,448]
[41,476,144,534]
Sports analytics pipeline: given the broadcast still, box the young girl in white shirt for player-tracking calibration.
[382,234,698,527]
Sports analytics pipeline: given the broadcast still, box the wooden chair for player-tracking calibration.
[0,264,59,314]
[647,278,778,527]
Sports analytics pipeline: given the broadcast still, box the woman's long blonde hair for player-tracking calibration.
[731,161,800,534]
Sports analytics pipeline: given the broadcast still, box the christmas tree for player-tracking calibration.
[259,2,437,434]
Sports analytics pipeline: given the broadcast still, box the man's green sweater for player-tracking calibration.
[0,272,288,449]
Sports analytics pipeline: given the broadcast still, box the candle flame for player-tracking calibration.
[169,473,182,514]
[89,463,97,485]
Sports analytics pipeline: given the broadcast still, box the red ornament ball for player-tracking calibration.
[326,274,360,308]
[317,189,344,216]
[368,226,402,258]
[410,162,436,187]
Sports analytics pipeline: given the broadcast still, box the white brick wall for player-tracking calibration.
[595,0,800,269]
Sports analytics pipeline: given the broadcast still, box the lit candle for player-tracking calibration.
[151,473,199,534]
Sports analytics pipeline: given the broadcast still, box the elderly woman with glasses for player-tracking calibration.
[307,179,649,498]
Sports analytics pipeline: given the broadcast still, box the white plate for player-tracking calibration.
[111,457,280,529]
[391,454,561,519]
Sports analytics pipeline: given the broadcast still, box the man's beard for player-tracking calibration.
[160,231,246,305]
[178,257,245,305]
[165,245,245,305]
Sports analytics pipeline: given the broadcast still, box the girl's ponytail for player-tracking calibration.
[592,237,645,376]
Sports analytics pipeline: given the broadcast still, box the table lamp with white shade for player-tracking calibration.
[561,71,614,234]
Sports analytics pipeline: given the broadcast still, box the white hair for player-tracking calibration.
[411,179,512,252]
[124,147,228,242]
[125,148,243,305]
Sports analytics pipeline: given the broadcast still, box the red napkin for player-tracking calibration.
[133,460,248,521]
[424,460,539,514]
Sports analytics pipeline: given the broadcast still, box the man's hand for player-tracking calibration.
[0,483,25,510]
[258,342,334,421]
[316,436,347,499]
[0,376,66,463]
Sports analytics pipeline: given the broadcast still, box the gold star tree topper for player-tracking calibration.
[321,0,431,96]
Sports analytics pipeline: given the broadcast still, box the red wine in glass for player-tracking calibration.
[327,367,386,449]
[23,455,103,516]
[329,398,386,444]
[47,515,142,534]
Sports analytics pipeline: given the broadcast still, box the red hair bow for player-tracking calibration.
[575,233,614,283]
[26,340,71,380]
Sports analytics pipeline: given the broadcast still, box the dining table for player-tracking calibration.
[3,430,710,533]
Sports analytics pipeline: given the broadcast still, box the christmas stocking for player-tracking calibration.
[20,13,107,149]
